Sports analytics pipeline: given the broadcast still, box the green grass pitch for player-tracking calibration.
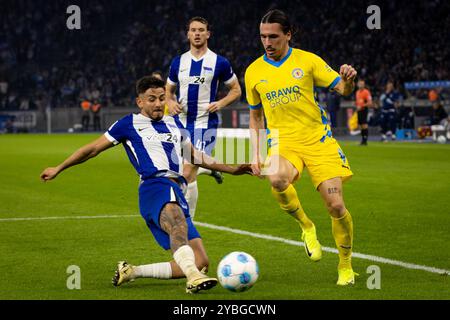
[0,134,449,300]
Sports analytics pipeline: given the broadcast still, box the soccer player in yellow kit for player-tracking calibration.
[246,10,358,285]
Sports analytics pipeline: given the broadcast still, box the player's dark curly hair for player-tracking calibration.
[261,9,297,35]
[135,76,165,95]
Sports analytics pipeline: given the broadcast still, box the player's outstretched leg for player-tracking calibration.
[112,260,173,286]
[112,239,210,286]
[112,261,136,286]
[268,155,322,262]
[318,178,358,286]
[160,203,217,293]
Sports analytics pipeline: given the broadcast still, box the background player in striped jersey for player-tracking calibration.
[166,17,242,219]
[355,79,373,145]
[40,76,251,293]
[379,81,402,142]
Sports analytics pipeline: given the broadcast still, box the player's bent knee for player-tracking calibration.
[269,175,290,191]
[327,201,346,217]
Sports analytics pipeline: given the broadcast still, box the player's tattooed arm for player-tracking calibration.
[160,203,188,252]
[40,135,114,181]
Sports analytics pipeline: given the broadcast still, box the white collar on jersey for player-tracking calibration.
[188,48,212,62]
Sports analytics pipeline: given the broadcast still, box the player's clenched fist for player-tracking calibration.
[40,167,60,181]
[339,64,357,82]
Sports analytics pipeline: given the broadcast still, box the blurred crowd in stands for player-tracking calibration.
[0,0,449,113]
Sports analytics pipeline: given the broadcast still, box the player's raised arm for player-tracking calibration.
[207,78,242,113]
[333,64,357,96]
[40,135,114,182]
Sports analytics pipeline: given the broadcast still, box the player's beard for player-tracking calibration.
[145,108,164,121]
[150,113,164,121]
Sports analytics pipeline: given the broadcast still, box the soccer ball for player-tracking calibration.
[217,251,259,292]
[437,135,447,144]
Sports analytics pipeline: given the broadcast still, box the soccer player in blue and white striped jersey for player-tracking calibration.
[166,17,242,220]
[40,76,250,293]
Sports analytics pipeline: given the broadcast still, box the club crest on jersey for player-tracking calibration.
[292,68,304,79]
[203,66,213,73]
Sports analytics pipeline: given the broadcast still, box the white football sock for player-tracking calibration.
[197,167,212,176]
[185,181,198,219]
[173,245,202,280]
[134,262,172,279]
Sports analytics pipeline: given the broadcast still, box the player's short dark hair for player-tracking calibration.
[261,9,294,35]
[187,16,209,31]
[135,76,165,95]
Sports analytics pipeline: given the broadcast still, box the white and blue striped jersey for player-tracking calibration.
[167,49,237,132]
[380,91,402,112]
[104,114,190,180]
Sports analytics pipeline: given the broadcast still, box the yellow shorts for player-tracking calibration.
[266,137,353,189]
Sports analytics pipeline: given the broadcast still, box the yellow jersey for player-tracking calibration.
[245,47,341,145]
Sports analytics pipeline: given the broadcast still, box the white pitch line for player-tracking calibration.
[0,214,140,222]
[0,214,448,275]
[196,221,450,276]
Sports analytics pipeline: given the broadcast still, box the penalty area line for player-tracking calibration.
[0,214,448,276]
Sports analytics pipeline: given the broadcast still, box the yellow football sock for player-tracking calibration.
[332,210,353,269]
[271,184,314,230]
